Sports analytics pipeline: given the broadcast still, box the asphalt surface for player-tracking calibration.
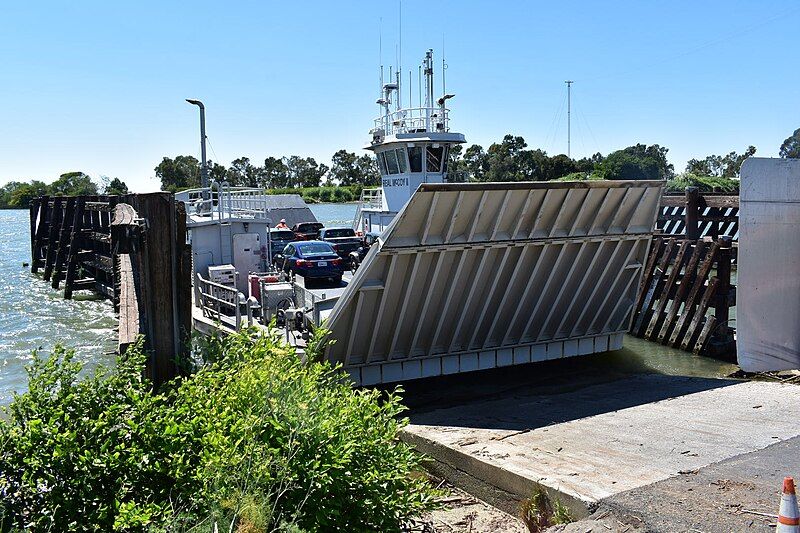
[595,435,800,532]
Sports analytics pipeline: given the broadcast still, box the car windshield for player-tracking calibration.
[271,230,295,240]
[324,228,355,238]
[298,243,334,255]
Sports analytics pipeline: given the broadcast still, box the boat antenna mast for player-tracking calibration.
[442,34,446,96]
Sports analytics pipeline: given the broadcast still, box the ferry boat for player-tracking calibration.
[183,49,663,386]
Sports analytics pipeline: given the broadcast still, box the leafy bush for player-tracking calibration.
[0,331,437,531]
[665,172,739,193]
[0,343,171,531]
[555,172,604,182]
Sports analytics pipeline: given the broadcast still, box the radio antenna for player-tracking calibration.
[418,65,422,107]
[442,34,446,96]
[398,0,402,109]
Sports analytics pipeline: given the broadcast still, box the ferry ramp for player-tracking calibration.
[323,180,663,385]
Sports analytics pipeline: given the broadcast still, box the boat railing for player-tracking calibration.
[176,183,271,221]
[374,106,450,136]
[352,187,384,230]
[195,273,253,330]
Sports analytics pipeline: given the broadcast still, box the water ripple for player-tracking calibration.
[0,210,116,405]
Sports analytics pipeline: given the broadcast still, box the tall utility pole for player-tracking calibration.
[186,99,209,188]
[565,81,573,158]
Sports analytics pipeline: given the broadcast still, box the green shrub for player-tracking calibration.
[555,171,604,182]
[317,187,334,203]
[665,173,739,193]
[263,185,362,203]
[0,332,437,531]
[0,343,172,531]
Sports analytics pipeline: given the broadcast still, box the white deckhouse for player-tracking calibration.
[354,50,465,233]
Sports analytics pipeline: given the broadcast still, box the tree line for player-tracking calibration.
[0,173,128,209]
[155,133,783,193]
[155,150,380,192]
[2,127,798,208]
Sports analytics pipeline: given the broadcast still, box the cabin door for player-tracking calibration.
[233,233,262,294]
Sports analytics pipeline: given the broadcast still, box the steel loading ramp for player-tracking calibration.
[324,180,664,385]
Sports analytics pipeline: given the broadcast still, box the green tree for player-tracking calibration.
[208,160,228,182]
[263,156,290,188]
[226,156,264,188]
[485,135,529,181]
[100,177,129,195]
[598,144,673,180]
[284,156,328,188]
[780,128,800,159]
[49,172,98,196]
[685,146,756,178]
[154,155,200,192]
[546,154,580,180]
[330,149,361,185]
[0,180,50,208]
[356,154,380,186]
[463,144,489,181]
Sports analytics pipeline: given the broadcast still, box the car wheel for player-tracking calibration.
[334,275,343,285]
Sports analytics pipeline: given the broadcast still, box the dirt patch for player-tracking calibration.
[406,482,527,533]
[545,508,646,532]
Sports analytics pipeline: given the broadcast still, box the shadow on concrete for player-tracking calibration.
[389,353,741,431]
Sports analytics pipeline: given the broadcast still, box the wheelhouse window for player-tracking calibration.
[377,152,388,175]
[384,149,400,174]
[408,146,423,172]
[395,148,408,173]
[426,146,444,173]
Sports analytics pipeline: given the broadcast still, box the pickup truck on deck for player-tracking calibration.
[319,227,362,258]
[291,222,324,241]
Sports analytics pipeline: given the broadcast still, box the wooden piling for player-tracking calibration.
[631,234,733,357]
[63,197,86,300]
[29,198,39,263]
[42,197,64,281]
[685,187,700,240]
[51,197,75,289]
[31,195,50,273]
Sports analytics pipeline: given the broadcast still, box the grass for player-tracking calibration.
[518,488,573,533]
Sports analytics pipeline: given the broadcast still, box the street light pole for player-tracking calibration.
[186,99,209,189]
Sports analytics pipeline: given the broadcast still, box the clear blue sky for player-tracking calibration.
[1,1,798,192]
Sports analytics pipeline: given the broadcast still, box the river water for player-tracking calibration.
[0,204,736,404]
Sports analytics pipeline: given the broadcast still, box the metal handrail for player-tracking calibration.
[374,106,450,136]
[196,273,246,329]
[177,183,272,221]
[352,187,384,230]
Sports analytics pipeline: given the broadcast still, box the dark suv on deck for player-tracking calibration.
[268,228,297,261]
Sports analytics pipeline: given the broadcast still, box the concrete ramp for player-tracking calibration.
[324,180,663,385]
[402,376,800,518]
